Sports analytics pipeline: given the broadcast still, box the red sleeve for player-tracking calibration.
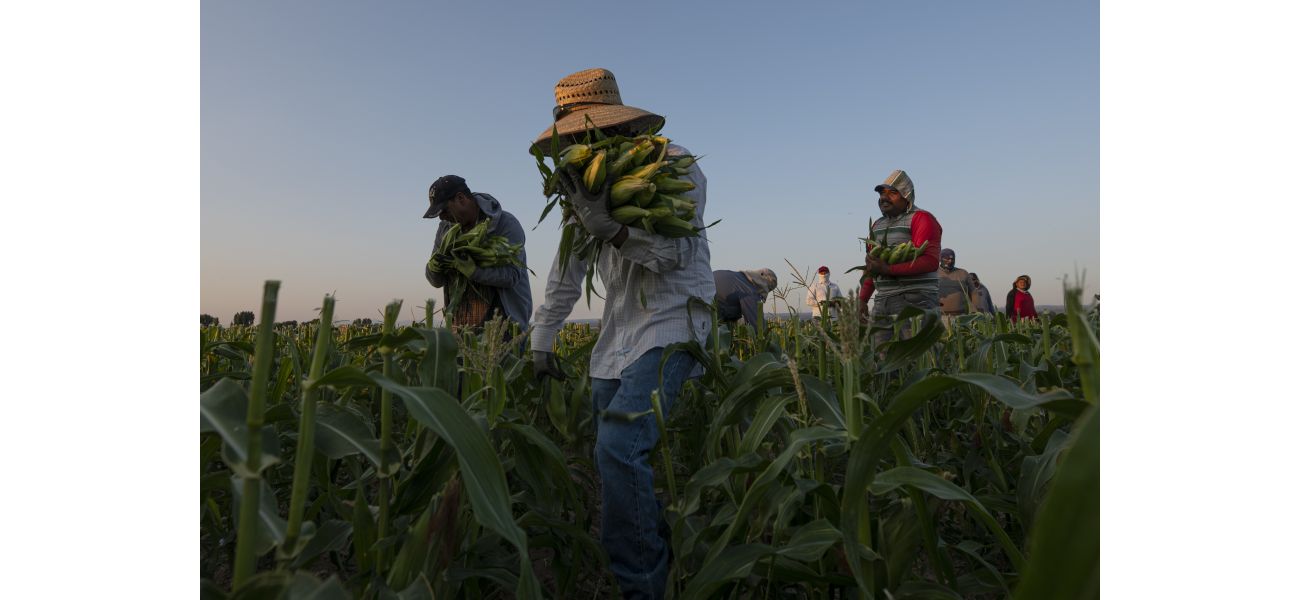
[882,211,942,276]
[858,275,874,304]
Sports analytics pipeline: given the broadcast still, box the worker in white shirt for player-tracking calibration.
[805,265,843,319]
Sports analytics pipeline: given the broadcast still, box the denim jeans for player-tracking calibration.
[590,347,697,600]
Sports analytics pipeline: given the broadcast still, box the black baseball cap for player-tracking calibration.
[423,175,470,219]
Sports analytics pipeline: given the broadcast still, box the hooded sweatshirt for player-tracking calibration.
[858,171,943,310]
[937,250,975,314]
[424,192,532,328]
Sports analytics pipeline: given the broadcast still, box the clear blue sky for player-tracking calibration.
[201,0,1098,322]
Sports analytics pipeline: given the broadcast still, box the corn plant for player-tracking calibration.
[201,279,1098,599]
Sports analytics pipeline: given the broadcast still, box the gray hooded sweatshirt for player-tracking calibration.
[424,192,532,328]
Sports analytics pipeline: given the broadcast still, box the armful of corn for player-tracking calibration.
[847,239,929,273]
[535,130,704,248]
[429,218,528,274]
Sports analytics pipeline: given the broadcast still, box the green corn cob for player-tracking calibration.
[630,140,656,164]
[633,182,658,207]
[584,150,607,192]
[645,206,674,219]
[652,174,695,193]
[557,144,592,169]
[611,205,651,225]
[628,161,666,181]
[888,242,912,264]
[910,240,929,261]
[607,143,641,178]
[611,177,653,206]
[654,216,698,238]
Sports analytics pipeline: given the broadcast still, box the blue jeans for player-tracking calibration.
[590,347,697,600]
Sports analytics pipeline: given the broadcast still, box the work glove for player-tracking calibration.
[556,169,623,241]
[452,256,477,279]
[532,350,566,382]
[428,253,455,272]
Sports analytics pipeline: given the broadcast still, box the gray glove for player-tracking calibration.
[532,350,567,382]
[557,170,623,241]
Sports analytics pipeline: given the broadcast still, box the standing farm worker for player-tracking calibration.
[805,265,843,318]
[1009,274,1038,322]
[528,68,714,600]
[423,174,532,330]
[858,169,943,340]
[969,272,996,314]
[714,268,779,327]
[937,248,976,325]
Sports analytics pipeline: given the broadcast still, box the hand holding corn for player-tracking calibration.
[536,131,703,242]
[554,169,623,241]
[428,219,527,275]
[845,239,930,274]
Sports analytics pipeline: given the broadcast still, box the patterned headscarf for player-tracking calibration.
[873,169,916,209]
[743,268,779,295]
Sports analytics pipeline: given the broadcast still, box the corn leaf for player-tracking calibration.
[230,476,287,556]
[776,518,840,563]
[1012,407,1099,599]
[681,543,773,599]
[870,466,1025,570]
[368,375,541,600]
[201,378,281,475]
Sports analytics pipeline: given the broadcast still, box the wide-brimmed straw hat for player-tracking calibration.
[531,68,664,150]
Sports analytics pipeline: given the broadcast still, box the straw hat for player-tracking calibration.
[532,68,664,150]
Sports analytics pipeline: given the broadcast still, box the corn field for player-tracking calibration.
[199,281,1099,599]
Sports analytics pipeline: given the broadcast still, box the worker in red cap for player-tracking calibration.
[805,265,843,319]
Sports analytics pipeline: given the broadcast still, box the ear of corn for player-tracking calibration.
[607,144,641,179]
[627,161,666,181]
[612,205,651,224]
[630,139,656,164]
[557,144,592,169]
[652,174,695,193]
[632,182,658,207]
[888,242,912,264]
[583,150,607,192]
[610,177,653,206]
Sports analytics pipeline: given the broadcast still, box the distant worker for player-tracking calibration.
[714,268,778,327]
[805,266,843,319]
[1009,274,1038,322]
[937,248,976,324]
[969,272,996,314]
[858,169,942,341]
[423,174,531,330]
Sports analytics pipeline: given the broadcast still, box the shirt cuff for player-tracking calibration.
[530,325,559,352]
